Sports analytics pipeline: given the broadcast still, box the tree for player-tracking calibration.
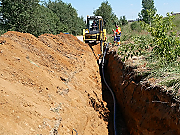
[75,16,86,35]
[141,12,180,62]
[119,16,128,26]
[46,0,85,35]
[138,0,157,24]
[1,0,39,32]
[29,4,66,37]
[0,0,85,36]
[93,1,118,33]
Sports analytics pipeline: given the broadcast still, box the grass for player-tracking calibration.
[145,59,180,98]
[173,14,180,35]
[110,14,180,100]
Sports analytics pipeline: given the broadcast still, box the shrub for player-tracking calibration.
[130,21,142,32]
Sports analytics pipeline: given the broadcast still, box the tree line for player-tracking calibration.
[0,0,86,36]
[0,0,157,37]
[0,0,129,36]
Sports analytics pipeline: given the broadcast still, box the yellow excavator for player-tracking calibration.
[83,16,106,56]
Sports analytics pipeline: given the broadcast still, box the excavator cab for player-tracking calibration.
[83,16,106,44]
[83,16,107,64]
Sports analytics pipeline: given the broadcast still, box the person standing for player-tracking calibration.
[112,25,121,46]
[92,20,97,30]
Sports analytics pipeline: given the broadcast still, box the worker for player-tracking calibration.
[92,20,97,30]
[112,25,121,46]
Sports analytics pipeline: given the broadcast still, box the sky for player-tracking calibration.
[54,0,180,20]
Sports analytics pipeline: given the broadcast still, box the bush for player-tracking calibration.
[141,13,180,62]
[130,21,142,32]
[0,24,7,36]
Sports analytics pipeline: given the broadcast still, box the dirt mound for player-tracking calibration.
[0,31,109,134]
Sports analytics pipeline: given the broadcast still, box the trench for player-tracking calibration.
[100,57,129,135]
[89,43,129,135]
[90,43,180,135]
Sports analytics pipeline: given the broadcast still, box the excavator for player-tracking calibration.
[83,16,107,61]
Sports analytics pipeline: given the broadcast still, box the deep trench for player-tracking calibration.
[101,49,180,135]
[99,59,129,135]
[88,43,130,134]
[89,42,180,134]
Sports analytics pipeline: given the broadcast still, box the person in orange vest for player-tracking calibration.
[112,25,121,46]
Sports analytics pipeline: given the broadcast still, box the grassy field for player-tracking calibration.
[111,14,180,100]
[173,14,180,34]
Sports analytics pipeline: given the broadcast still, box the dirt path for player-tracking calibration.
[0,31,109,134]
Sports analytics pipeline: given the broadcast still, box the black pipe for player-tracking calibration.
[101,43,117,135]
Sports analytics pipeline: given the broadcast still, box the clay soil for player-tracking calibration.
[0,31,109,134]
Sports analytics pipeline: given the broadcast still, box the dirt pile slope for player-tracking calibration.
[0,31,108,134]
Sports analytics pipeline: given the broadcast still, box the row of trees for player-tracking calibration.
[0,0,157,36]
[0,0,85,36]
[94,0,157,33]
[0,0,128,36]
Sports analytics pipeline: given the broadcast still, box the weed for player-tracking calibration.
[117,13,180,99]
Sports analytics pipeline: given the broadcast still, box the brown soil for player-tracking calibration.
[105,50,180,135]
[0,31,109,134]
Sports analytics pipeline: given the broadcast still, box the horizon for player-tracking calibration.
[51,0,180,20]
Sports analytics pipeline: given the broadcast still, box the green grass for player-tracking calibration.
[115,15,180,100]
[173,14,180,35]
[146,59,180,97]
[106,22,149,44]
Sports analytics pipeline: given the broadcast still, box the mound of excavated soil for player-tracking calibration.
[0,31,109,134]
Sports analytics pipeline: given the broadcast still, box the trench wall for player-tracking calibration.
[105,50,180,135]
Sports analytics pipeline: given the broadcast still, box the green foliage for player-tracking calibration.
[139,0,156,24]
[118,35,153,61]
[118,23,146,42]
[172,14,180,35]
[118,12,180,98]
[119,16,128,26]
[0,0,85,36]
[30,5,66,37]
[130,21,142,32]
[0,25,7,36]
[1,0,39,32]
[120,24,133,41]
[93,1,119,34]
[141,12,180,62]
[119,12,180,63]
[47,0,85,35]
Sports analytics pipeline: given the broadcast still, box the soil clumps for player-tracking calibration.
[0,31,109,135]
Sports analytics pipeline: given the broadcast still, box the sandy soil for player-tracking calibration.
[0,31,109,134]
